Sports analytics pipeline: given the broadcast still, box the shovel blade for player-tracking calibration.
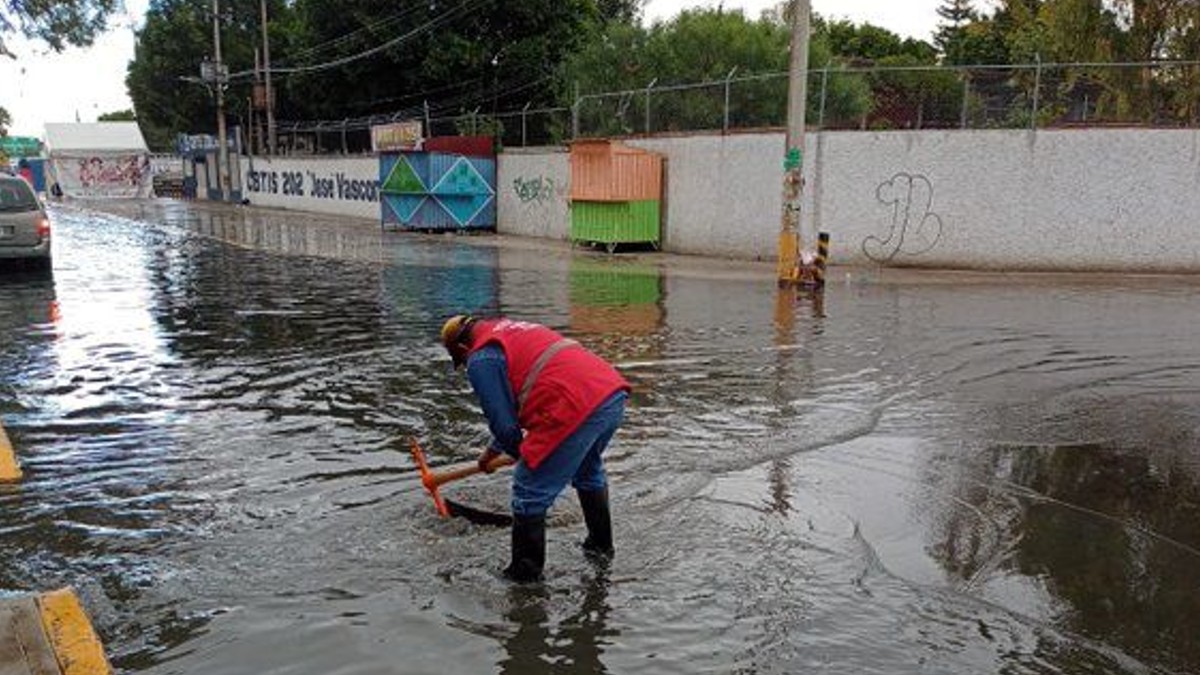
[445,499,513,527]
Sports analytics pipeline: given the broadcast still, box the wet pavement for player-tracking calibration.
[1,199,1198,674]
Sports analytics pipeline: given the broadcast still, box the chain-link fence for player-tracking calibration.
[269,61,1200,154]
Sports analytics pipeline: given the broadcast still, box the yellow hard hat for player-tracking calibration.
[440,315,474,367]
[441,315,471,347]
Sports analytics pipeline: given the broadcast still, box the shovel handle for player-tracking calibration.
[428,453,516,488]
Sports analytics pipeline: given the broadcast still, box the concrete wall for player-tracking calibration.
[496,148,571,240]
[233,128,1200,271]
[628,129,1200,271]
[628,135,785,261]
[238,156,379,220]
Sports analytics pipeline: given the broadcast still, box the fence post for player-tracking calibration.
[960,70,970,129]
[1031,53,1043,130]
[572,82,580,139]
[471,107,480,135]
[645,78,658,135]
[423,100,431,137]
[341,119,348,155]
[521,101,531,147]
[723,67,738,133]
[818,67,829,128]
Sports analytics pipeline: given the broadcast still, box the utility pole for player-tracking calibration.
[777,0,813,285]
[261,0,276,155]
[211,0,230,200]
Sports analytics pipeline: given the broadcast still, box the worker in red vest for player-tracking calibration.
[441,315,630,583]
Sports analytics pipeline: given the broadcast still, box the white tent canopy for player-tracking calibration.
[43,122,149,156]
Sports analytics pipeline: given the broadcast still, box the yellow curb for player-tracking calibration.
[0,421,21,483]
[36,589,113,675]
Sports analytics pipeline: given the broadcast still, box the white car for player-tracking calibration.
[0,175,52,268]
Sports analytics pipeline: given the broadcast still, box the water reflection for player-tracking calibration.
[926,399,1200,672]
[500,572,616,674]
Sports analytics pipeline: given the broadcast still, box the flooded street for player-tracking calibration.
[2,200,1198,674]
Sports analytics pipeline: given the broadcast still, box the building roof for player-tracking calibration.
[43,122,149,154]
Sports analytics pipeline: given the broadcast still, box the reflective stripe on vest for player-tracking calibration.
[517,339,579,409]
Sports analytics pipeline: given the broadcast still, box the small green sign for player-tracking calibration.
[0,136,42,158]
[783,147,802,171]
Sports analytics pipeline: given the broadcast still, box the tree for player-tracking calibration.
[826,19,938,63]
[0,105,10,136]
[935,0,979,64]
[0,0,120,55]
[564,9,873,134]
[127,0,277,151]
[98,109,137,122]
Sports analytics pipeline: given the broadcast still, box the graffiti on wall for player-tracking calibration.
[862,172,945,264]
[513,175,565,204]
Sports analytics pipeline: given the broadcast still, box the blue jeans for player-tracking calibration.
[511,391,627,517]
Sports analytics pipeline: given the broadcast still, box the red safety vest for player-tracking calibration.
[469,319,629,469]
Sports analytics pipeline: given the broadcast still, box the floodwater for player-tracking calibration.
[1,200,1199,674]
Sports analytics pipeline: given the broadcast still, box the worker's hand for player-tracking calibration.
[477,447,502,474]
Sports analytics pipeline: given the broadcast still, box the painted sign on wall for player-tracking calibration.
[237,157,380,220]
[380,152,496,230]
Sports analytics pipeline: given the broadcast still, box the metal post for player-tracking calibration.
[778,0,811,285]
[211,0,229,201]
[1031,53,1043,130]
[252,48,262,155]
[960,71,970,129]
[423,100,432,138]
[818,67,829,128]
[521,101,531,147]
[723,67,738,133]
[645,78,658,135]
[247,96,256,155]
[341,119,348,155]
[572,82,581,139]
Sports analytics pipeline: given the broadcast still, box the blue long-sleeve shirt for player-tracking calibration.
[465,345,523,457]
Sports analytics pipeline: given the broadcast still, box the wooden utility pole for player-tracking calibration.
[261,0,276,155]
[212,0,229,200]
[777,0,812,285]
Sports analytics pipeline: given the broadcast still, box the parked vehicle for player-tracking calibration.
[0,175,52,269]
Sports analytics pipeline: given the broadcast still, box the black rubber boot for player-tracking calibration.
[503,513,546,583]
[578,487,613,560]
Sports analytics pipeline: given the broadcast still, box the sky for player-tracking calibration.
[1,0,942,138]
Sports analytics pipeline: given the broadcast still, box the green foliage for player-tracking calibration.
[0,0,119,54]
[0,106,9,136]
[127,0,270,151]
[122,0,1200,144]
[128,0,610,148]
[825,19,937,63]
[98,109,137,122]
[567,9,886,134]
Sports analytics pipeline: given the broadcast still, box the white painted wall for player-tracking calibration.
[233,128,1200,271]
[628,135,784,261]
[238,156,380,220]
[496,148,571,240]
[630,129,1200,272]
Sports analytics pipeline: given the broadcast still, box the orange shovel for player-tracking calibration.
[410,438,516,521]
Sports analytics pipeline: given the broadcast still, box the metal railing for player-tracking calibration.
[268,60,1200,154]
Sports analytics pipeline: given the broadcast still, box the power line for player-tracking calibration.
[228,0,485,80]
[285,2,433,64]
